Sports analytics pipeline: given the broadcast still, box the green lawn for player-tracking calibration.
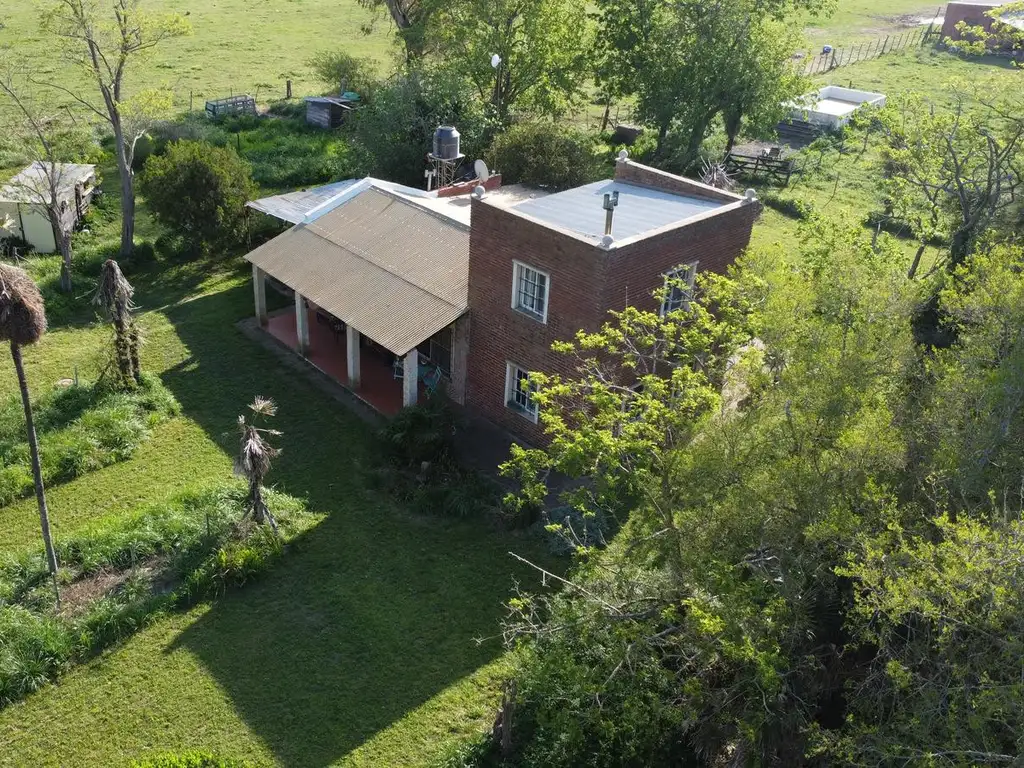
[0,245,552,766]
[1,0,393,108]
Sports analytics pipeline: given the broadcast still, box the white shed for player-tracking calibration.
[0,162,97,253]
[789,86,887,131]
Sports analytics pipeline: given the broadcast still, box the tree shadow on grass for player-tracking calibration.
[158,284,550,766]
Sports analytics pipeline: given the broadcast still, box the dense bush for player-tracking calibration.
[140,140,257,253]
[487,122,604,191]
[0,483,315,708]
[371,398,500,519]
[308,50,379,100]
[0,375,179,507]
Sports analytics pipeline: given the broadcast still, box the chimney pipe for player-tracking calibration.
[603,190,620,236]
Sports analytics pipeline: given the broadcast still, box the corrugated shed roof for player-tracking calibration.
[0,162,96,204]
[245,187,469,355]
[246,180,360,224]
[513,180,724,242]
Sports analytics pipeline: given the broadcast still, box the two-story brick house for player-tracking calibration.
[243,155,760,443]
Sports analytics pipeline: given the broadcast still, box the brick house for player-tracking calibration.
[243,156,761,443]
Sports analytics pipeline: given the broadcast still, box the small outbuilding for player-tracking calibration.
[942,1,1023,42]
[304,96,356,130]
[0,162,97,253]
[789,86,887,131]
[205,95,257,120]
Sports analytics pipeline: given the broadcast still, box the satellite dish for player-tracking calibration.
[474,159,490,183]
[491,53,502,69]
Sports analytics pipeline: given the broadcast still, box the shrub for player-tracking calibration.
[308,50,379,100]
[0,483,316,708]
[0,377,179,507]
[488,122,605,191]
[761,192,812,220]
[140,140,257,254]
[379,397,457,469]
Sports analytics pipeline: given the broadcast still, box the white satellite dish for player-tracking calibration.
[491,53,502,69]
[474,159,490,183]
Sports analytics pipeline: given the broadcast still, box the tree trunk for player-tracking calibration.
[724,110,742,156]
[11,342,59,604]
[112,306,137,388]
[49,211,73,293]
[655,122,669,159]
[949,227,972,272]
[907,243,926,279]
[113,123,135,260]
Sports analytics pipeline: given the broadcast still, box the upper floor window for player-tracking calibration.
[661,262,698,316]
[512,261,549,323]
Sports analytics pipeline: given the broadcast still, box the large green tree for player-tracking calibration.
[424,0,593,121]
[479,217,1024,766]
[595,0,820,163]
[41,0,190,259]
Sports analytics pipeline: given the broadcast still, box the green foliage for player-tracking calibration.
[139,140,257,253]
[352,69,491,187]
[595,0,816,162]
[487,122,605,191]
[424,0,593,120]
[132,753,254,768]
[308,50,379,99]
[373,398,500,519]
[0,375,179,506]
[0,483,315,708]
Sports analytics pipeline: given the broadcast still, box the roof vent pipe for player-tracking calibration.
[603,190,620,236]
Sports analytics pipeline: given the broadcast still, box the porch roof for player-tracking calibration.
[244,186,469,356]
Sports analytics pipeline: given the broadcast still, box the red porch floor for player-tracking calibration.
[265,308,417,416]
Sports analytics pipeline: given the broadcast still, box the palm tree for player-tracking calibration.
[0,264,59,602]
[235,396,281,533]
[93,259,141,389]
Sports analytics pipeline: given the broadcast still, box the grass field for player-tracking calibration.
[0,204,554,765]
[1,0,393,108]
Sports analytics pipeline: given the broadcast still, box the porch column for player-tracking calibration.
[402,348,419,407]
[253,265,267,326]
[346,326,361,387]
[295,291,310,356]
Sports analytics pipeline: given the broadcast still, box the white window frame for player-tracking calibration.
[505,362,539,423]
[660,262,699,316]
[511,260,550,323]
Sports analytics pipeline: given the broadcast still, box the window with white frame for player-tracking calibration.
[512,261,549,322]
[660,262,698,316]
[505,362,539,422]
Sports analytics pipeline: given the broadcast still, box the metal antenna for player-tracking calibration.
[603,191,620,236]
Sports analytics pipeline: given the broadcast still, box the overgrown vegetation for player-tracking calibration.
[488,122,604,191]
[0,482,317,708]
[0,375,179,506]
[371,397,501,520]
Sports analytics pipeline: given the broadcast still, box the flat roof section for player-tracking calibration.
[512,180,724,242]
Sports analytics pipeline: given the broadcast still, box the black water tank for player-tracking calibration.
[433,126,461,160]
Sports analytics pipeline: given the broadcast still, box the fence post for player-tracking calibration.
[286,79,292,99]
[882,35,890,54]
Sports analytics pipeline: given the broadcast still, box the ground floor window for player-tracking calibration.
[505,362,538,422]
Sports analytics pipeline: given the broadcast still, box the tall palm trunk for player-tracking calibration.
[11,341,59,603]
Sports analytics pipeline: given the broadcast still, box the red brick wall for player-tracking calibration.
[465,192,761,445]
[465,201,610,444]
[603,203,761,315]
[614,158,742,203]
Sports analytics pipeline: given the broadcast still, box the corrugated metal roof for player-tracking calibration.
[0,162,96,204]
[513,180,724,242]
[246,180,360,224]
[245,187,469,356]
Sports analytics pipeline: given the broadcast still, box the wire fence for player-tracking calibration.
[797,21,943,76]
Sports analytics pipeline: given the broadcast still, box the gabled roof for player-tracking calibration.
[244,186,469,356]
[0,162,95,204]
